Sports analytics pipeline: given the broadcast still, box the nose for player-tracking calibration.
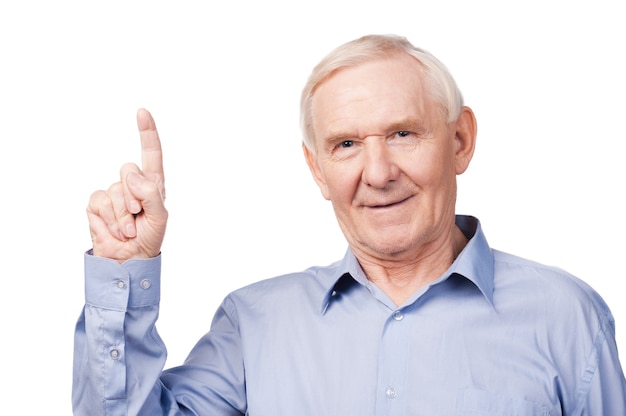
[361,138,400,188]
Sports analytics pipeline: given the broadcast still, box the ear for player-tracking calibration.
[303,142,331,200]
[453,106,477,175]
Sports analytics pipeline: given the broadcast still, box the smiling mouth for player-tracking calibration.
[367,195,412,209]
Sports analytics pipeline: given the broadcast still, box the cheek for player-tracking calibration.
[402,149,455,188]
[322,164,359,203]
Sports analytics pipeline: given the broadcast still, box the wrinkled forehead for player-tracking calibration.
[309,56,445,145]
[311,54,438,115]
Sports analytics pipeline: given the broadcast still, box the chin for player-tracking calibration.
[365,238,415,257]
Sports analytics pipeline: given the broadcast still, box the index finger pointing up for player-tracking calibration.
[136,108,165,193]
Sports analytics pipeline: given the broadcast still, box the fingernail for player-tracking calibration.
[125,223,136,238]
[129,200,141,214]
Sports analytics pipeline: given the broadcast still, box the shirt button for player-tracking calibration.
[140,279,152,289]
[386,387,397,399]
[392,310,404,321]
[109,348,121,360]
[116,280,127,290]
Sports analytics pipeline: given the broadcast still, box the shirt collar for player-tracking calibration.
[448,215,495,306]
[320,215,495,313]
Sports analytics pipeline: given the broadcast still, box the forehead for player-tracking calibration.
[310,55,441,141]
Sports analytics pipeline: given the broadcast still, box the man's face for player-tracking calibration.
[305,53,475,261]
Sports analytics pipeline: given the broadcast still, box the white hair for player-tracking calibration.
[300,34,464,152]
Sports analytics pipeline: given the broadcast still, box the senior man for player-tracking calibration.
[73,34,626,415]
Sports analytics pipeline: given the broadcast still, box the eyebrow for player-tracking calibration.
[386,117,428,134]
[323,116,428,143]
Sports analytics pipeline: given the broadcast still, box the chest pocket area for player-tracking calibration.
[456,389,552,416]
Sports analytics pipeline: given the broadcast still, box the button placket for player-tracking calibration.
[375,308,410,413]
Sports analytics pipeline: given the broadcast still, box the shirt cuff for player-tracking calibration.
[84,250,161,310]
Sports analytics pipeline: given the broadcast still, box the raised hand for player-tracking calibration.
[87,109,168,261]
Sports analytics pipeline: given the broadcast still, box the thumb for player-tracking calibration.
[126,171,167,218]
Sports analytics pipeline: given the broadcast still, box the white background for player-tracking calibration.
[1,1,624,413]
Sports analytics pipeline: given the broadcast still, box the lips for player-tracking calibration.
[365,195,412,208]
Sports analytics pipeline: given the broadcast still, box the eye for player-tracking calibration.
[396,131,411,137]
[329,139,359,160]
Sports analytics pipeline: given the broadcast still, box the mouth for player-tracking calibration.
[366,195,412,209]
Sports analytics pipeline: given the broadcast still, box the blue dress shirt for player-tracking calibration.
[73,215,626,415]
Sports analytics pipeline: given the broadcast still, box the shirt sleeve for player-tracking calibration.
[72,251,248,416]
[576,309,626,415]
[73,251,170,416]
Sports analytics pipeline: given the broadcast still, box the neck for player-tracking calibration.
[356,225,468,306]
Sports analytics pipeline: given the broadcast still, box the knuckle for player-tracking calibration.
[106,181,123,196]
[120,162,140,176]
[87,190,109,212]
[88,189,105,203]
